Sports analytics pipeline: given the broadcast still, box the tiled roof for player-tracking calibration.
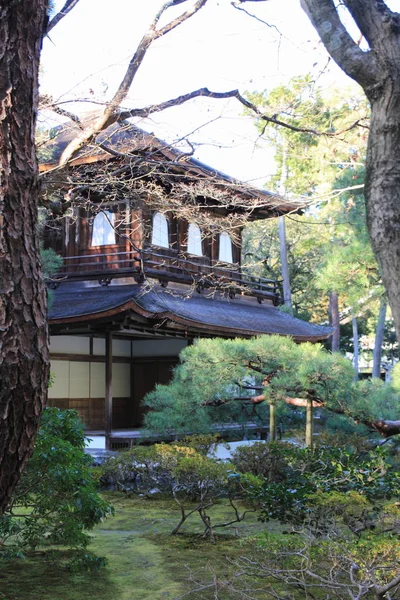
[49,282,331,342]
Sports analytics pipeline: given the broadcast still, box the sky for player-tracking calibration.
[40,0,361,189]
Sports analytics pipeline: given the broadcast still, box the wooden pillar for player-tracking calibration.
[305,396,313,448]
[105,330,113,451]
[269,403,276,441]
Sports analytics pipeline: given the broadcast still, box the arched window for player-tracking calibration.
[151,212,169,248]
[91,211,116,246]
[218,232,233,263]
[187,223,203,256]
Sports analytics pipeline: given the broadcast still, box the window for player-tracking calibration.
[151,212,169,248]
[187,223,203,256]
[91,211,116,246]
[218,232,233,263]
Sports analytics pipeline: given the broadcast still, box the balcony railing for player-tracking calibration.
[47,248,282,304]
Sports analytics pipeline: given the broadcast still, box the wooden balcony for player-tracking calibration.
[47,248,282,304]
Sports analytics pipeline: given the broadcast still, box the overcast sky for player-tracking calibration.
[41,0,360,188]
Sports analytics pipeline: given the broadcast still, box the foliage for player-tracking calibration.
[0,408,112,562]
[143,335,400,438]
[238,530,400,600]
[230,441,292,480]
[243,214,329,322]
[101,442,252,540]
[101,443,199,494]
[40,246,63,277]
[246,75,369,196]
[244,77,389,367]
[239,442,400,535]
[177,434,225,457]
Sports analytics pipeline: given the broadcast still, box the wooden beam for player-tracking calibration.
[105,330,113,450]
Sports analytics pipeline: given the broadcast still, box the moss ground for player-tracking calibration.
[0,493,274,600]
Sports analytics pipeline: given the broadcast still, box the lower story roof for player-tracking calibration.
[49,282,331,342]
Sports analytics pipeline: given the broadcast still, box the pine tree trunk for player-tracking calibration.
[305,396,313,448]
[0,2,49,515]
[269,403,276,441]
[279,217,292,309]
[352,315,359,379]
[277,146,292,310]
[329,292,340,352]
[372,299,387,379]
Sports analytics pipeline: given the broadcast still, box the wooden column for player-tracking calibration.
[305,396,313,448]
[105,330,113,450]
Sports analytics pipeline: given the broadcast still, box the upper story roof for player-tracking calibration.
[39,115,303,220]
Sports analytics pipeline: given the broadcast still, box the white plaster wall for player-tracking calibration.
[70,362,90,398]
[50,335,90,355]
[92,338,131,357]
[49,360,130,399]
[90,362,105,398]
[49,360,70,399]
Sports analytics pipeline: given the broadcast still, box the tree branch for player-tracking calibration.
[46,0,82,34]
[58,0,208,166]
[251,393,400,438]
[300,0,380,89]
[344,0,395,49]
[116,87,367,138]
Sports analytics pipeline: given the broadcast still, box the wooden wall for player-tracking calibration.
[48,335,186,430]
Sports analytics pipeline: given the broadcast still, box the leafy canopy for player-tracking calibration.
[143,335,398,435]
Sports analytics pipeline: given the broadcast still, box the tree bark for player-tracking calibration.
[329,292,340,352]
[305,396,313,448]
[352,315,359,378]
[372,299,387,379]
[0,1,49,515]
[279,217,292,309]
[278,144,292,310]
[365,91,400,340]
[269,403,276,441]
[300,0,400,342]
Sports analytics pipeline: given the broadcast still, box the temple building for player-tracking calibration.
[40,118,331,447]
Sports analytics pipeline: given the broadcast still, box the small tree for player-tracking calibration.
[101,442,253,541]
[0,408,112,562]
[144,335,400,441]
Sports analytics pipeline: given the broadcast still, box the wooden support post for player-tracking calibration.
[305,396,313,448]
[269,403,276,441]
[105,330,113,451]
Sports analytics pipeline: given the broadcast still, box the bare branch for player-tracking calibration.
[46,0,82,35]
[117,87,368,138]
[58,0,208,166]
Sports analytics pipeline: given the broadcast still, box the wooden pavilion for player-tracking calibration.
[41,118,331,448]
